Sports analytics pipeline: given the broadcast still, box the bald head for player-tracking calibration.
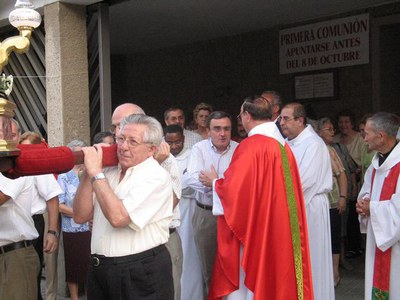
[111,103,145,135]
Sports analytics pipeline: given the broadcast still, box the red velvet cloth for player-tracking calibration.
[208,134,314,300]
[3,143,118,178]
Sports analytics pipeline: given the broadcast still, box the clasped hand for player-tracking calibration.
[356,198,370,217]
[199,165,218,188]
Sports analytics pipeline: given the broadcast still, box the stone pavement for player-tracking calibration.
[335,253,365,300]
[41,254,365,299]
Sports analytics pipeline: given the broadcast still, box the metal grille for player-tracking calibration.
[87,3,112,142]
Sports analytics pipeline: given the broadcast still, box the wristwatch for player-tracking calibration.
[47,230,59,238]
[91,172,106,184]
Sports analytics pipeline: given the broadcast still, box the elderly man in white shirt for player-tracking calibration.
[185,111,238,297]
[74,114,174,299]
[111,102,182,300]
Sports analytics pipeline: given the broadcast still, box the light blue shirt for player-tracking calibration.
[57,170,90,233]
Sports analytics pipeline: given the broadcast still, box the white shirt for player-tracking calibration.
[161,154,182,228]
[31,174,63,215]
[91,157,173,257]
[184,129,202,149]
[0,174,38,246]
[176,147,195,197]
[185,138,238,206]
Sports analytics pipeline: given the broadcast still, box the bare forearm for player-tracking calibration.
[173,193,179,209]
[92,180,130,227]
[59,203,74,218]
[0,191,11,206]
[46,197,59,232]
[73,172,94,223]
[338,172,348,198]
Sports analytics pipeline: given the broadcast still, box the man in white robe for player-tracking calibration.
[356,112,400,300]
[164,124,204,300]
[280,102,334,300]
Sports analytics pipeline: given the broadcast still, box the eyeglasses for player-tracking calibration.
[115,136,151,148]
[166,140,184,146]
[321,127,335,133]
[237,111,245,120]
[279,116,298,122]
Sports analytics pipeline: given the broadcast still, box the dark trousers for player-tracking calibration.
[347,199,361,252]
[330,208,341,254]
[87,244,173,300]
[32,214,45,300]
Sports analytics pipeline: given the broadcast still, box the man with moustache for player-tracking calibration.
[280,102,334,300]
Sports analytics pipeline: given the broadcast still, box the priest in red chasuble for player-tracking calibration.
[200,95,314,300]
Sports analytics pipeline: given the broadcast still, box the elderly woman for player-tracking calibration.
[192,102,213,139]
[57,139,91,300]
[318,117,348,287]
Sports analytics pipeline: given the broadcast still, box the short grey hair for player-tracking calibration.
[316,117,332,131]
[368,112,400,138]
[67,139,87,150]
[120,114,163,146]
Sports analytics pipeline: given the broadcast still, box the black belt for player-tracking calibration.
[0,240,33,254]
[196,201,213,211]
[32,214,44,219]
[169,227,176,234]
[91,244,166,267]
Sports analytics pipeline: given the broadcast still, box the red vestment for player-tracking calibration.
[208,134,314,300]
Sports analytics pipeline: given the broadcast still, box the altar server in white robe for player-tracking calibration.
[164,124,204,300]
[280,102,334,300]
[356,112,400,300]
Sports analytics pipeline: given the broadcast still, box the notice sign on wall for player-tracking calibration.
[279,14,369,74]
[295,73,334,99]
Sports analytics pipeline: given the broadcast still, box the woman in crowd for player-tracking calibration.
[92,131,114,145]
[57,139,91,300]
[334,110,364,259]
[318,117,348,288]
[192,102,213,139]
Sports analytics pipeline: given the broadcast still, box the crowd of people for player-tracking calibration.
[0,90,399,300]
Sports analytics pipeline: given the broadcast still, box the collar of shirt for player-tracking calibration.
[249,121,285,145]
[208,138,232,155]
[117,156,155,178]
[378,141,399,166]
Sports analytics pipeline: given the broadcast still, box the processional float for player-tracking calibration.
[0,0,116,177]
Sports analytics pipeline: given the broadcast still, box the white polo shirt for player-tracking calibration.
[0,174,38,246]
[31,174,63,215]
[91,157,173,257]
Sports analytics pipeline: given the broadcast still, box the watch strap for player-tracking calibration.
[47,230,59,238]
[91,172,106,184]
